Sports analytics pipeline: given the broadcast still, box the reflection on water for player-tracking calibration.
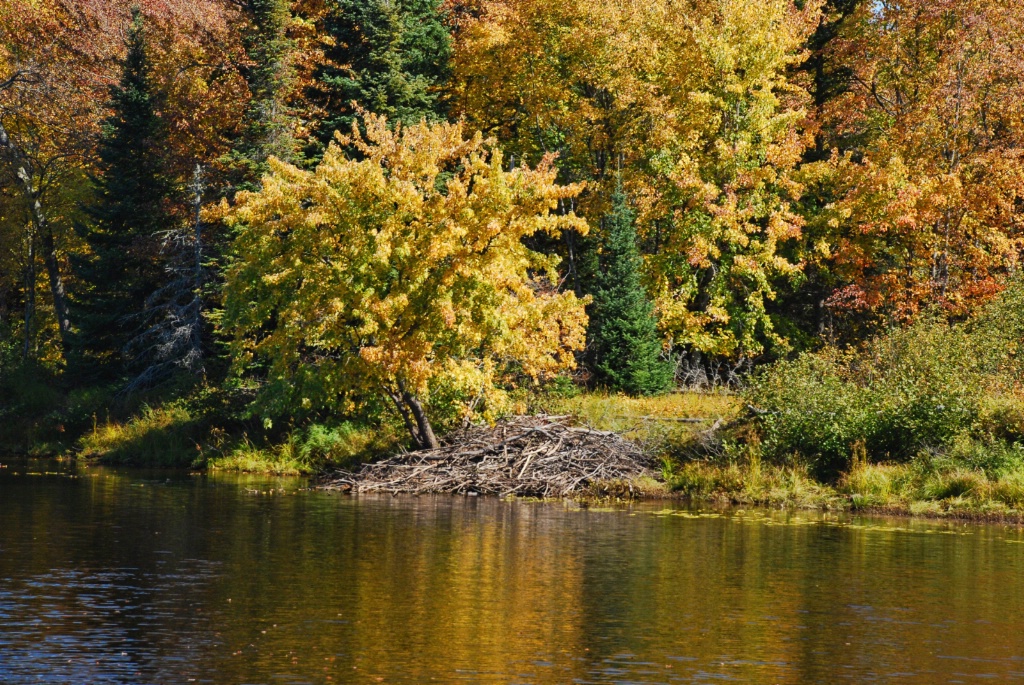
[2,457,1024,684]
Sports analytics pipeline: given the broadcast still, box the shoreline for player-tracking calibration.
[6,451,1024,524]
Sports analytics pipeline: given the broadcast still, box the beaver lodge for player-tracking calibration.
[319,415,658,498]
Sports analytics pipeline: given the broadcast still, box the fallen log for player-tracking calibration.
[319,415,657,498]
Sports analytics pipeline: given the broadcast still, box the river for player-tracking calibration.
[2,457,1024,683]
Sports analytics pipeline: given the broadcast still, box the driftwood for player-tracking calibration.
[320,415,657,498]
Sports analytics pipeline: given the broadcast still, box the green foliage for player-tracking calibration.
[72,9,171,379]
[227,0,300,191]
[748,280,1024,479]
[0,362,62,420]
[311,0,451,151]
[586,186,673,396]
[206,421,399,474]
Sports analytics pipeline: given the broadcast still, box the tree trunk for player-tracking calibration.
[386,388,424,448]
[39,219,72,354]
[0,119,72,358]
[403,391,439,450]
[22,226,35,361]
[386,384,440,450]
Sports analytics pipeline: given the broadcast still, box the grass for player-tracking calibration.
[666,459,834,508]
[538,390,742,452]
[79,403,212,469]
[205,446,310,476]
[77,396,402,475]
[661,447,1024,519]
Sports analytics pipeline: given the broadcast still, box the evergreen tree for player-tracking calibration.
[228,0,299,193]
[587,186,673,396]
[311,0,451,153]
[123,164,206,393]
[72,8,170,378]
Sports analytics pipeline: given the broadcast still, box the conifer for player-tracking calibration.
[72,8,170,378]
[312,0,450,151]
[229,0,299,193]
[588,185,673,396]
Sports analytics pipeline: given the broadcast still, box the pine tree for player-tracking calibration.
[123,164,207,393]
[228,0,299,193]
[311,0,451,153]
[588,186,673,396]
[72,8,170,378]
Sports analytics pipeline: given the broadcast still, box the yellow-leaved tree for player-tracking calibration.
[452,0,821,358]
[217,114,589,449]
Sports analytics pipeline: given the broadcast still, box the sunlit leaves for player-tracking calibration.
[452,0,822,358]
[218,114,589,429]
[819,0,1024,324]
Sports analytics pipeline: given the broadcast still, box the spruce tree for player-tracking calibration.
[72,8,170,378]
[311,0,451,153]
[123,164,206,393]
[588,186,673,395]
[228,0,299,192]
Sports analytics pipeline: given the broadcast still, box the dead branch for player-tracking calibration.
[320,415,658,498]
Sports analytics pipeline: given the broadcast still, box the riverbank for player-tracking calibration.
[13,377,1024,521]
[665,459,1024,522]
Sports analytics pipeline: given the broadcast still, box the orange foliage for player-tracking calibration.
[819,0,1024,323]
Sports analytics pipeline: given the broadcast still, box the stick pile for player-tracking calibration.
[320,415,657,498]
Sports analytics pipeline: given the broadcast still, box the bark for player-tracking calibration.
[403,391,439,450]
[0,119,72,357]
[386,388,424,448]
[386,383,440,450]
[22,227,35,361]
[39,217,72,353]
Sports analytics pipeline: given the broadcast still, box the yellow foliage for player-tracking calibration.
[217,114,589,444]
[452,0,822,357]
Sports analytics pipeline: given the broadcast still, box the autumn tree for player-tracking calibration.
[0,1,105,362]
[453,0,822,358]
[72,9,172,378]
[812,0,1024,328]
[218,114,588,448]
[309,0,451,152]
[647,0,820,358]
[0,0,239,367]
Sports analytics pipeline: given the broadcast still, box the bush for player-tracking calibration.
[747,294,1024,479]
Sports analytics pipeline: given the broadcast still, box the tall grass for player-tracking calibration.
[79,398,401,474]
[80,403,207,468]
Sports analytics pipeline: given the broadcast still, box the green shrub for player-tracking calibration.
[747,309,1023,479]
[296,422,384,469]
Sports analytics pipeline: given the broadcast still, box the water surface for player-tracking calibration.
[2,457,1023,683]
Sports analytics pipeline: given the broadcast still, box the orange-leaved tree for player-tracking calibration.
[217,114,589,449]
[817,0,1024,325]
